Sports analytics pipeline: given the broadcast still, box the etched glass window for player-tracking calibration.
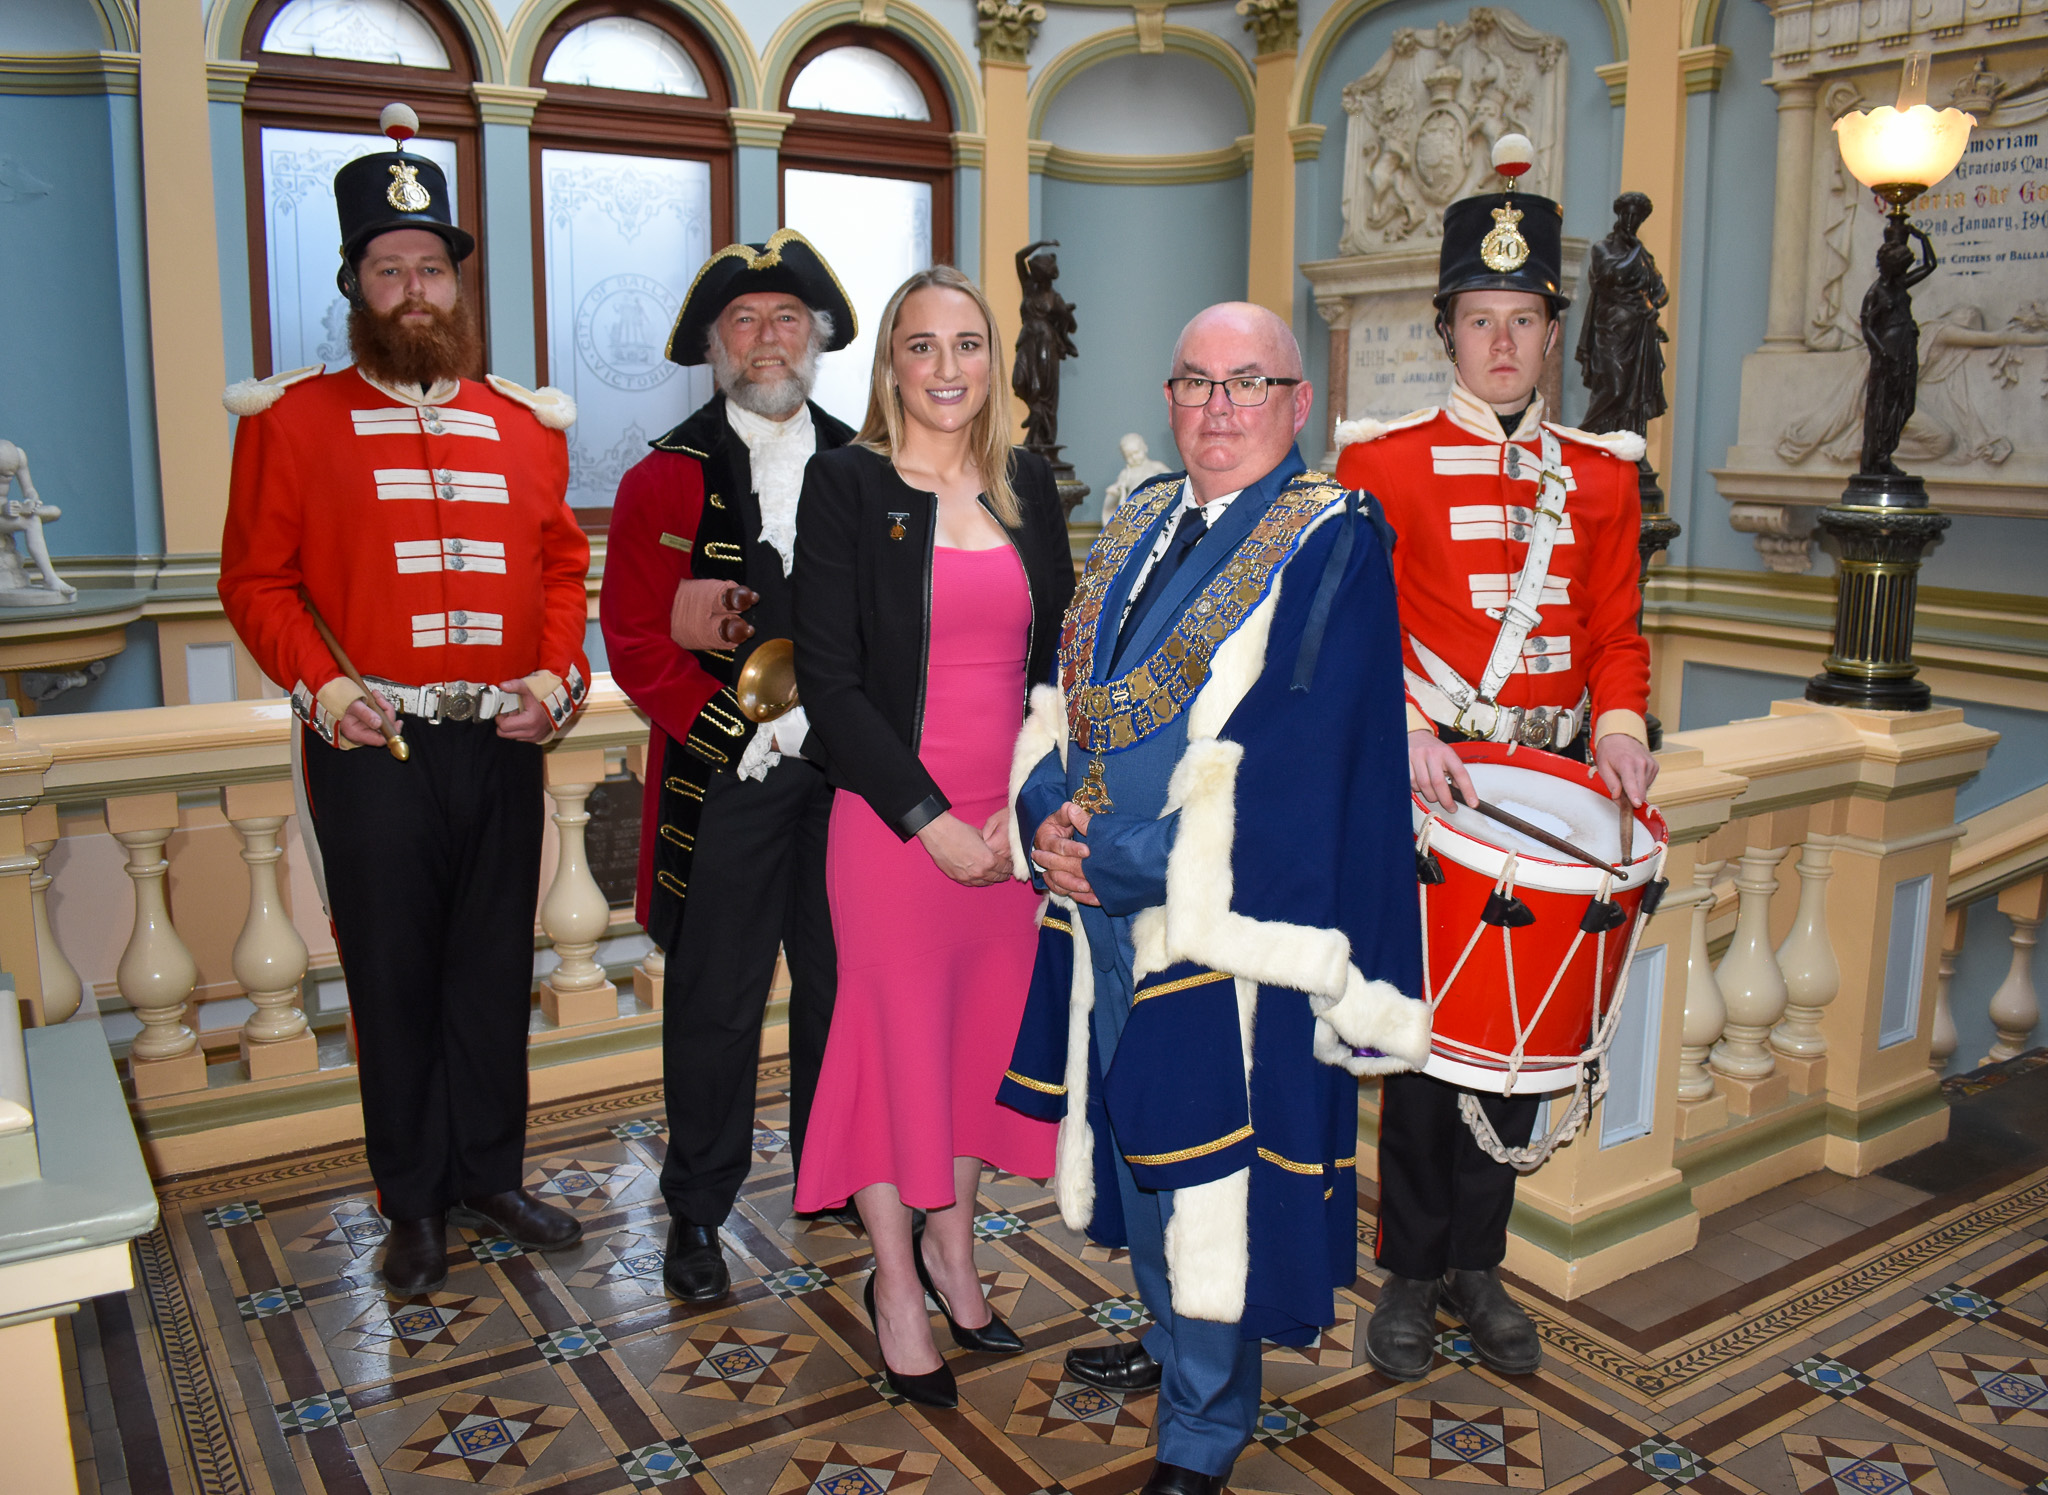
[787,47,930,121]
[260,0,450,68]
[541,149,714,507]
[541,16,707,97]
[783,170,932,426]
[260,128,460,373]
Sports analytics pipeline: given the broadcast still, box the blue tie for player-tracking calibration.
[1113,505,1210,668]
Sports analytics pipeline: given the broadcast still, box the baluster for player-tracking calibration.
[1712,836,1791,1114]
[108,794,205,1096]
[1929,904,1965,1073]
[224,784,316,1079]
[1770,836,1840,1092]
[1985,873,2046,1066]
[23,803,80,1026]
[633,943,665,1011]
[1675,856,1729,1138]
[540,749,618,1027]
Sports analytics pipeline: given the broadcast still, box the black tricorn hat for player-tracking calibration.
[1434,191,1570,313]
[333,104,475,284]
[665,229,857,367]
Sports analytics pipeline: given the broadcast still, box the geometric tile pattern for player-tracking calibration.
[522,1155,646,1213]
[234,1284,305,1319]
[566,1231,671,1296]
[767,1440,940,1495]
[974,1209,1031,1241]
[1264,1295,1357,1366]
[1393,1400,1543,1487]
[1435,1327,1486,1367]
[1783,1435,1948,1495]
[335,1293,501,1360]
[275,1388,355,1436]
[285,1198,388,1255]
[618,1437,706,1487]
[1005,1360,1156,1446]
[1623,1437,1717,1488]
[609,1116,665,1140]
[1922,1284,2000,1321]
[652,1323,818,1404]
[533,1323,609,1362]
[1789,1357,1872,1398]
[1932,1350,2048,1425]
[1250,1397,1322,1448]
[384,1394,578,1485]
[1081,1294,1153,1333]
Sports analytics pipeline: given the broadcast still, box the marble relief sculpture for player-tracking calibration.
[0,440,77,606]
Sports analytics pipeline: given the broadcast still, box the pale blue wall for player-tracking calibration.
[736,143,780,243]
[1945,896,2046,1079]
[1297,0,1621,455]
[37,622,162,714]
[0,93,161,561]
[1039,52,1249,153]
[1917,515,2048,597]
[954,163,981,274]
[1040,172,1252,518]
[210,100,256,387]
[481,122,536,386]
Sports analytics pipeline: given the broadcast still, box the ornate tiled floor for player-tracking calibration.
[63,1055,2048,1494]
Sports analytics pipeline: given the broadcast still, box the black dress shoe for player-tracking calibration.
[1364,1272,1440,1381]
[1442,1267,1542,1375]
[864,1272,957,1408]
[662,1222,732,1303]
[380,1214,448,1295]
[1140,1461,1227,1495]
[1064,1338,1162,1392]
[450,1190,583,1250]
[912,1224,1023,1354]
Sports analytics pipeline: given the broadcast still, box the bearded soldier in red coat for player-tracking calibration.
[220,105,590,1295]
[1335,147,1657,1381]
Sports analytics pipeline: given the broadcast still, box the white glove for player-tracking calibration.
[734,707,810,783]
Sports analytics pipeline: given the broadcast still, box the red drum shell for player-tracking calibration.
[1413,742,1668,1095]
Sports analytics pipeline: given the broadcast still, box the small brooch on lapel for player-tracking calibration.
[887,511,909,540]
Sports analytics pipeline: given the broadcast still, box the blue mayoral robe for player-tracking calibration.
[1000,446,1430,1345]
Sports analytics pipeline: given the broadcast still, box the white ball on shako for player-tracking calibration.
[380,101,421,145]
[1490,132,1535,180]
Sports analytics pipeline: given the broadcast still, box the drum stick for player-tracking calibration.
[302,597,410,762]
[1453,788,1619,876]
[1617,794,1636,866]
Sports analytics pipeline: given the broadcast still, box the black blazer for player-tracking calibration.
[793,443,1073,839]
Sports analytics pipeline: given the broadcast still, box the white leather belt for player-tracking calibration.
[1406,668,1589,749]
[364,675,521,724]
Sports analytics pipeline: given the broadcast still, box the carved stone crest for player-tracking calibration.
[1337,7,1567,256]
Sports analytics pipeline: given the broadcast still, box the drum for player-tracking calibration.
[1414,742,1668,1096]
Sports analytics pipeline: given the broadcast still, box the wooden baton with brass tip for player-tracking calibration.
[302,597,409,761]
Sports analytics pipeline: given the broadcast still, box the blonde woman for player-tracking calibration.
[791,266,1073,1405]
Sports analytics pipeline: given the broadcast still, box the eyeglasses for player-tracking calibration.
[1166,375,1303,408]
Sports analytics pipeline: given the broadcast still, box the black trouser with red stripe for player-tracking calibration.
[303,719,545,1222]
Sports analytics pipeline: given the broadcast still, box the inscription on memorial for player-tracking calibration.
[1349,307,1456,421]
[584,776,642,912]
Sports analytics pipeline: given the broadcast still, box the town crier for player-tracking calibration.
[599,232,856,1303]
[218,104,591,1295]
[1335,140,1657,1381]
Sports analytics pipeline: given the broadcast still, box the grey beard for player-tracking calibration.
[710,337,818,420]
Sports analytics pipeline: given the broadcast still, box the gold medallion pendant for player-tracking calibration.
[386,161,432,213]
[1480,203,1529,272]
[1073,756,1114,816]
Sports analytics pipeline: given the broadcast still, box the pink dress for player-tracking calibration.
[793,544,1056,1211]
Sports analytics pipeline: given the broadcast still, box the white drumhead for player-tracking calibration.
[1438,762,1630,865]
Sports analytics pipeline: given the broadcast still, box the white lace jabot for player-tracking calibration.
[724,399,816,576]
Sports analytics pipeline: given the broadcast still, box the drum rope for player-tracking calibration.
[1457,845,1668,1171]
[1505,869,1614,1090]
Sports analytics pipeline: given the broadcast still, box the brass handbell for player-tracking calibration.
[735,637,799,723]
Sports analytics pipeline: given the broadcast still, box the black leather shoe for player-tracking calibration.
[864,1272,957,1408]
[1064,1338,1162,1392]
[1443,1267,1542,1375]
[1364,1272,1441,1380]
[912,1224,1023,1354]
[450,1190,583,1250]
[1140,1461,1227,1495]
[662,1222,732,1303]
[380,1214,448,1295]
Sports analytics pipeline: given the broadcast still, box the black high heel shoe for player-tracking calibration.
[913,1224,1024,1354]
[863,1271,958,1408]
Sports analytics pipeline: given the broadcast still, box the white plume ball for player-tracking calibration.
[1490,133,1534,171]
[379,102,420,140]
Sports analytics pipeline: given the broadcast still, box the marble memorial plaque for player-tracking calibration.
[1349,299,1456,423]
[584,776,642,911]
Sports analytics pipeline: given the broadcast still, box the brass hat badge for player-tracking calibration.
[386,161,431,213]
[1479,203,1530,272]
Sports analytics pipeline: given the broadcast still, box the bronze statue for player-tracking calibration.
[1012,240,1078,469]
[1857,214,1937,477]
[1575,191,1668,437]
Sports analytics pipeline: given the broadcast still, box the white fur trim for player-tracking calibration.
[1009,683,1069,882]
[1053,897,1097,1232]
[1164,1167,1250,1321]
[1331,406,1436,449]
[1543,420,1646,463]
[1312,968,1432,1074]
[222,363,322,417]
[486,374,577,430]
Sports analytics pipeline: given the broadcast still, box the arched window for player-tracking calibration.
[530,1,735,508]
[241,0,483,378]
[778,28,955,426]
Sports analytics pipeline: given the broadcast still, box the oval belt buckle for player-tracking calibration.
[1518,708,1553,748]
[444,684,477,722]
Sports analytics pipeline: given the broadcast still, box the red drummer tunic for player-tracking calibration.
[1335,383,1651,746]
[219,365,592,742]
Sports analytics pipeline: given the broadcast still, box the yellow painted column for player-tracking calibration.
[1617,3,1686,481]
[977,2,1041,434]
[138,0,233,564]
[1240,1,1301,319]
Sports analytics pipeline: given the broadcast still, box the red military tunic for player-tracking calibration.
[219,365,591,739]
[1335,383,1651,747]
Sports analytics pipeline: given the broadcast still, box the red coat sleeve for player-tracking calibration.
[599,452,723,744]
[534,431,593,691]
[218,401,342,701]
[1582,456,1651,738]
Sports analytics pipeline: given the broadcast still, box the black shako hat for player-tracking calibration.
[333,103,475,293]
[1434,135,1569,313]
[665,229,858,367]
